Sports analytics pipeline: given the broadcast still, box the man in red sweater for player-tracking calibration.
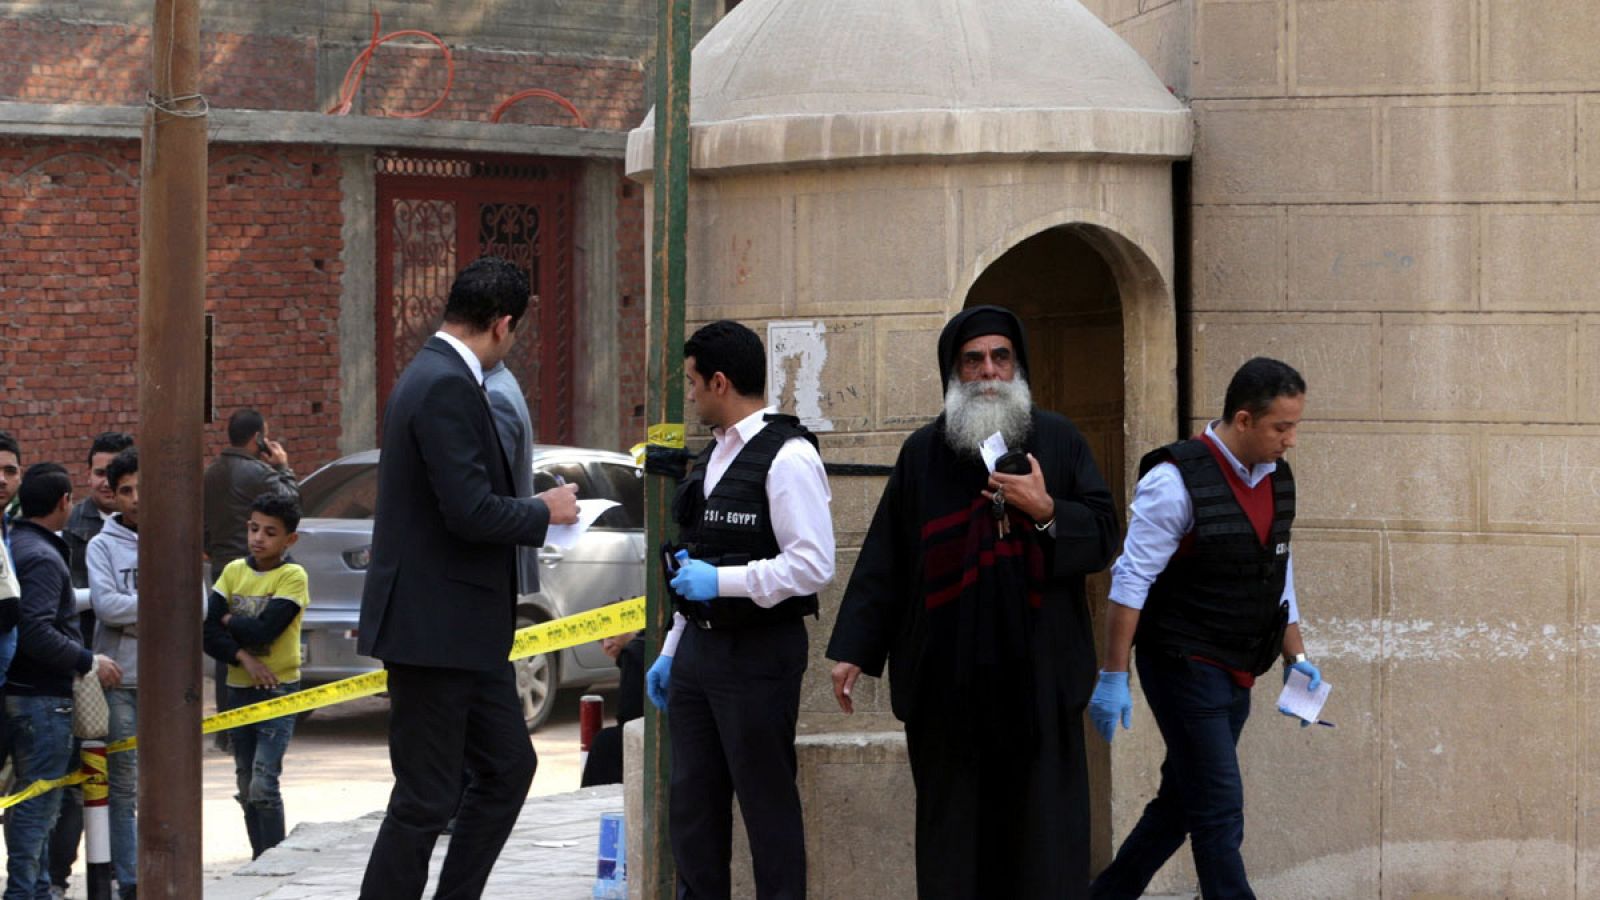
[1089,356,1320,900]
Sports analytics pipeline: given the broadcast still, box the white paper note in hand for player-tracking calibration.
[542,499,620,551]
[979,432,1010,474]
[1276,668,1333,724]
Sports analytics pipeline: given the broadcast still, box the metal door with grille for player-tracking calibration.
[375,152,577,444]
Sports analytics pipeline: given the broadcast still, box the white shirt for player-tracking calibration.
[1108,421,1299,624]
[662,406,835,657]
[434,330,485,386]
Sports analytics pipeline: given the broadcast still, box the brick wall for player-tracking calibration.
[351,45,646,130]
[0,18,317,110]
[0,17,647,130]
[0,139,345,492]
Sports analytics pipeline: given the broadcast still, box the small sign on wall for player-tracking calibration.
[767,320,833,433]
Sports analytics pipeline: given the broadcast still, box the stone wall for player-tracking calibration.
[1095,0,1600,895]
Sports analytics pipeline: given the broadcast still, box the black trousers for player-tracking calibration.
[360,661,537,900]
[1092,652,1254,900]
[668,618,807,900]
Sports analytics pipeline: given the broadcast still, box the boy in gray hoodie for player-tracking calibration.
[86,446,139,900]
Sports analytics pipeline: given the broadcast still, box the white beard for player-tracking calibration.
[943,373,1033,459]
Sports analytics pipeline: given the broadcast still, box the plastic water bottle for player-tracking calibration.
[593,811,626,899]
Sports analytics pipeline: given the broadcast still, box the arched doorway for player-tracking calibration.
[963,221,1176,873]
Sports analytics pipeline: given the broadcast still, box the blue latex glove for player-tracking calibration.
[1279,657,1324,727]
[1287,658,1322,691]
[1088,670,1132,743]
[646,654,673,710]
[669,550,718,604]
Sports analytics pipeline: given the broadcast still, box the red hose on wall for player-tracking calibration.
[327,11,455,119]
[490,89,590,128]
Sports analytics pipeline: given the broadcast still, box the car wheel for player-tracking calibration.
[514,615,560,733]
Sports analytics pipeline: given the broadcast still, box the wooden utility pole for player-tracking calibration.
[642,0,691,896]
[138,0,207,895]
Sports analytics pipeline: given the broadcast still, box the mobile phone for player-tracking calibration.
[257,436,270,455]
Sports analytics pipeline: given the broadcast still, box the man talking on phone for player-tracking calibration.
[204,408,298,576]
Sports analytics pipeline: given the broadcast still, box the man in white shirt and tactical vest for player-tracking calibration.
[645,319,836,900]
[1089,356,1322,900]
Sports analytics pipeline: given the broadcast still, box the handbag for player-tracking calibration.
[72,662,110,740]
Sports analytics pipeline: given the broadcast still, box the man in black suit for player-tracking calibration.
[357,256,580,900]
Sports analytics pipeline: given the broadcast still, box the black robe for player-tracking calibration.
[826,407,1119,899]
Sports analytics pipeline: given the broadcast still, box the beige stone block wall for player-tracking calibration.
[1088,0,1600,891]
[1484,207,1600,310]
[1485,0,1600,91]
[1379,535,1578,897]
[1192,314,1380,419]
[1384,98,1575,201]
[1294,0,1475,95]
[1285,206,1475,312]
[1195,0,1284,97]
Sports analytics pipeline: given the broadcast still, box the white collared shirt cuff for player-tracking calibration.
[661,612,687,658]
[1107,584,1148,611]
[717,565,751,600]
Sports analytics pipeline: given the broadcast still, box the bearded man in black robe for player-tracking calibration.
[826,305,1119,899]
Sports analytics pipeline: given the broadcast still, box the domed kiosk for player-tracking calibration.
[626,0,1191,892]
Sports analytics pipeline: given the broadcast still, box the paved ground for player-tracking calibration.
[49,678,607,898]
[203,786,623,899]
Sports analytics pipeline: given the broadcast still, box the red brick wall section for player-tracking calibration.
[0,18,316,110]
[615,173,646,444]
[0,18,647,129]
[354,45,647,130]
[0,139,345,493]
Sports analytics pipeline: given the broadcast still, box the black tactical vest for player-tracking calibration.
[671,414,820,629]
[1135,438,1294,676]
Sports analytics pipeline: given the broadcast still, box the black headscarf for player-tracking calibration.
[936,305,1031,382]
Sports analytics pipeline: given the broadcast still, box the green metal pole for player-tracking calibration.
[643,0,690,896]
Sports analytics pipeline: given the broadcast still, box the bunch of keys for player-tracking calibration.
[991,486,1010,538]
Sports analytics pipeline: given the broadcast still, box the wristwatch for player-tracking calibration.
[1286,652,1308,666]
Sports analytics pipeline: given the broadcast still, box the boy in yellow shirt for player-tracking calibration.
[202,493,309,859]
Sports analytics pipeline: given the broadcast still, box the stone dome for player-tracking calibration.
[627,0,1192,175]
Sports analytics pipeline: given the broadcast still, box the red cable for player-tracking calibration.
[490,89,589,128]
[327,11,455,119]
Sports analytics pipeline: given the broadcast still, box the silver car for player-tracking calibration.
[290,447,646,731]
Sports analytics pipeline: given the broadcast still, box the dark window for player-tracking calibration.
[300,463,379,520]
[592,462,644,530]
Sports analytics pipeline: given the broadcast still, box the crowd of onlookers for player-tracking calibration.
[0,408,305,900]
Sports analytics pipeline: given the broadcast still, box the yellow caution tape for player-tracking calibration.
[0,771,87,810]
[102,596,646,756]
[632,423,687,465]
[509,595,645,661]
[647,423,685,448]
[81,746,108,804]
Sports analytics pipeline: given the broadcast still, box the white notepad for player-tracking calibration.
[542,499,621,550]
[979,432,1009,473]
[1276,668,1332,724]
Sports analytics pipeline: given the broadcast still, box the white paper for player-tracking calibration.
[542,499,620,550]
[979,432,1009,474]
[1276,669,1332,723]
